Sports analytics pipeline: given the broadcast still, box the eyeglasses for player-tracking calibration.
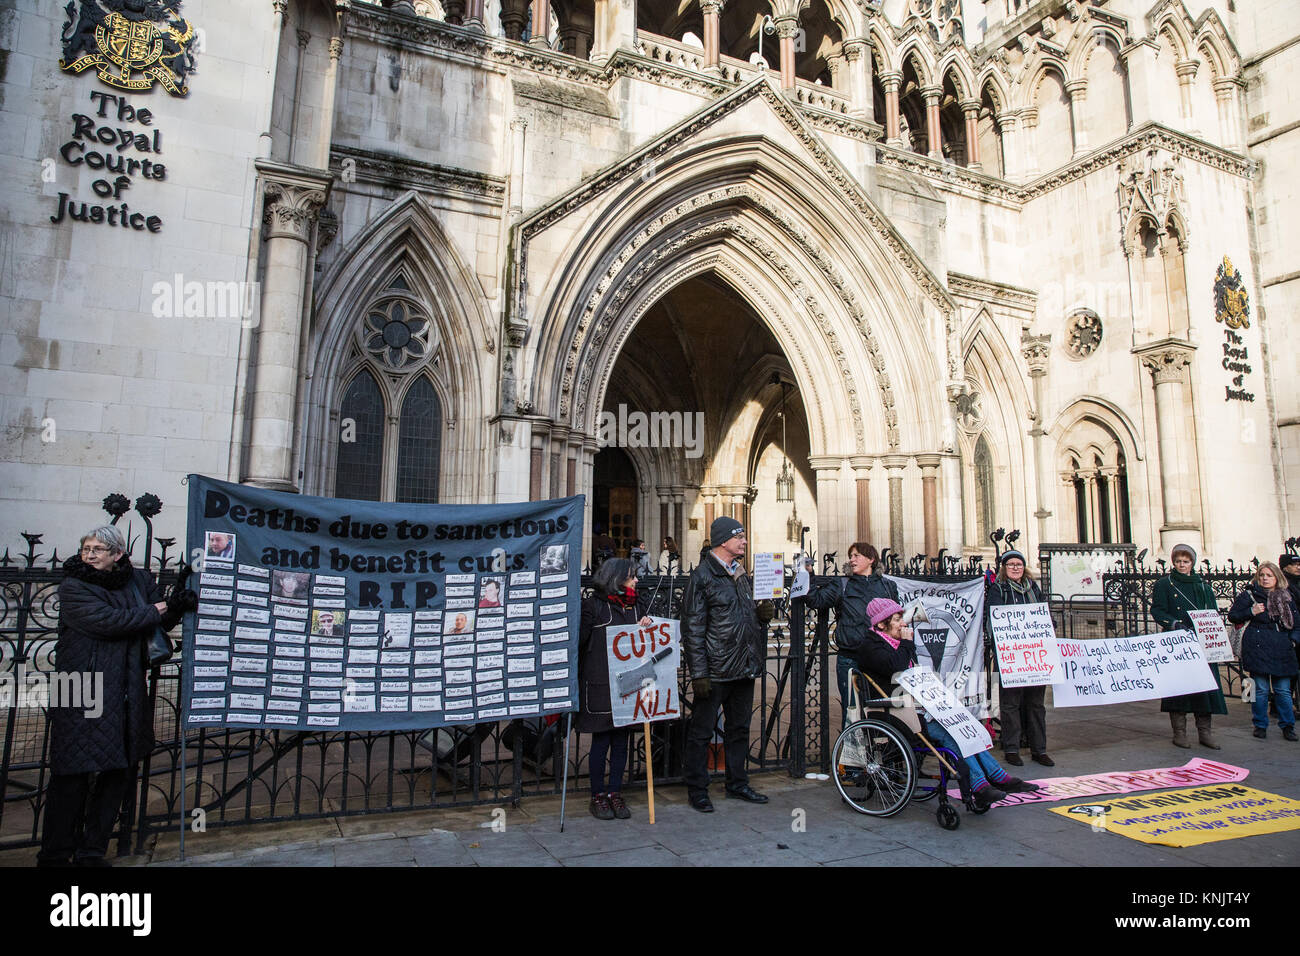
[81,545,113,555]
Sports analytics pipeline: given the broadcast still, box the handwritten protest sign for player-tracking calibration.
[895,666,992,758]
[1053,631,1217,707]
[989,602,1060,687]
[1187,609,1235,663]
[607,617,681,728]
[752,553,784,600]
[947,757,1250,806]
[1051,784,1300,847]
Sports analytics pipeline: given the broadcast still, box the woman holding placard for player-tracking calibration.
[1151,544,1226,749]
[578,558,653,819]
[1228,561,1300,741]
[985,550,1054,768]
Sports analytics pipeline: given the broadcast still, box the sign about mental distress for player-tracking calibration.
[989,602,1061,687]
[887,576,986,709]
[182,475,583,732]
[751,553,784,600]
[1187,609,1235,663]
[607,617,681,728]
[895,666,992,758]
[1053,631,1217,707]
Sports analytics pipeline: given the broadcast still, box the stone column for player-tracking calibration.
[1065,78,1088,157]
[1022,332,1052,544]
[808,457,843,563]
[464,0,486,31]
[529,0,549,46]
[671,485,686,558]
[1084,474,1101,542]
[1060,472,1079,541]
[701,0,724,71]
[314,33,345,170]
[591,0,636,64]
[961,99,981,169]
[996,111,1019,181]
[702,486,717,539]
[501,0,527,40]
[826,52,845,93]
[842,39,873,123]
[923,87,942,159]
[1214,77,1243,150]
[849,455,874,542]
[1136,341,1202,552]
[246,163,330,491]
[1175,59,1200,135]
[580,440,597,566]
[1018,108,1039,179]
[1100,466,1121,543]
[1120,38,1160,129]
[882,71,902,147]
[916,454,941,559]
[882,455,909,558]
[776,16,800,91]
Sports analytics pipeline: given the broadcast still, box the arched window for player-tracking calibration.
[332,269,445,502]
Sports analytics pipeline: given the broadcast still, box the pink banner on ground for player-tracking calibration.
[946,758,1249,807]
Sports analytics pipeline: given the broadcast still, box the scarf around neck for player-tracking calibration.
[873,625,901,650]
[606,587,637,609]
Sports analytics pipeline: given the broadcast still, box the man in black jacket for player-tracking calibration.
[681,516,773,812]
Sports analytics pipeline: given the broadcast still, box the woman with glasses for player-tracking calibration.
[1228,561,1300,741]
[38,525,196,866]
[985,550,1054,768]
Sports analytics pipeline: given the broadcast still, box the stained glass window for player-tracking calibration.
[335,370,385,501]
[396,377,441,503]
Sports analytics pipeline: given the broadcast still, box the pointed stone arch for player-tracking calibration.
[302,192,492,501]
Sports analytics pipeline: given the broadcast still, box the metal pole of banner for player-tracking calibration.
[179,722,188,862]
[558,711,572,832]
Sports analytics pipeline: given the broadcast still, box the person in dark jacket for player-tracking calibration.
[680,517,774,812]
[806,541,899,731]
[1228,561,1300,740]
[578,558,652,820]
[38,525,195,866]
[858,598,1038,809]
[1151,543,1226,749]
[985,550,1054,768]
[1280,553,1300,691]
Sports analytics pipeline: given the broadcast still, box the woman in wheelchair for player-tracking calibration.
[855,598,1040,810]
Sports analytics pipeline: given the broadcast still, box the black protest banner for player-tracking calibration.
[183,475,584,732]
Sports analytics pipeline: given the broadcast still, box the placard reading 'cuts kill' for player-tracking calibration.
[183,475,584,731]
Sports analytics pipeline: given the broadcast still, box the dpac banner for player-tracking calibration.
[183,475,584,732]
[886,576,986,709]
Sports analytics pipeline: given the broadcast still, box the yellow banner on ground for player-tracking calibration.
[1050,784,1300,847]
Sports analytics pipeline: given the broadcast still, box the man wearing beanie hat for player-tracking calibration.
[680,516,774,811]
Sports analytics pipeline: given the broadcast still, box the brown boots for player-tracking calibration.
[1172,712,1220,749]
[1170,712,1191,748]
[1195,713,1221,750]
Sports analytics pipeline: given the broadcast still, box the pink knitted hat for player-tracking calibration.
[867,597,904,627]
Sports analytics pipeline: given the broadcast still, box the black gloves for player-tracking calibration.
[167,588,199,614]
[756,600,775,624]
[692,677,713,699]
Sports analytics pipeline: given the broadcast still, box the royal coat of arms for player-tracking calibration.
[59,0,197,96]
[1213,256,1250,330]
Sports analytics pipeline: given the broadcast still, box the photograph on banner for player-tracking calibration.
[1051,784,1300,847]
[947,757,1249,806]
[1186,609,1235,663]
[751,552,784,600]
[1053,631,1217,707]
[989,602,1061,687]
[607,617,681,727]
[183,474,584,733]
[886,575,986,712]
[894,666,992,758]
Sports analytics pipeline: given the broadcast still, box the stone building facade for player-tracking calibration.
[2,0,1297,567]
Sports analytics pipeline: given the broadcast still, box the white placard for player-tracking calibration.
[1053,631,1218,706]
[989,602,1061,687]
[894,666,992,758]
[751,553,784,600]
[1187,610,1235,663]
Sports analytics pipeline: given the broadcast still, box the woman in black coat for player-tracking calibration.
[578,557,651,820]
[39,525,194,866]
[985,550,1053,768]
[1228,561,1300,740]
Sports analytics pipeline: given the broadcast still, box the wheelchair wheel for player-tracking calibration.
[833,719,917,817]
[910,750,944,803]
[937,803,961,830]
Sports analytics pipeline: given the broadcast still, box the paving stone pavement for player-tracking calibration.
[5,697,1298,867]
